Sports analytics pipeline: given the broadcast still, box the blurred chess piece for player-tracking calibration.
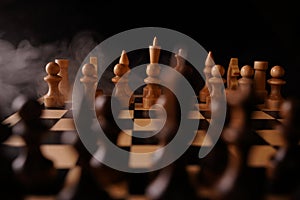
[266,97,300,197]
[12,97,62,194]
[44,61,65,108]
[0,109,23,199]
[143,37,162,109]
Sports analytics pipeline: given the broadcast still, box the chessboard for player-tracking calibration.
[0,37,299,200]
[0,92,286,200]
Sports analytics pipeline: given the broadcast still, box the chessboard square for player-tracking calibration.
[256,130,284,146]
[2,112,20,127]
[192,130,212,146]
[117,130,132,147]
[247,145,277,167]
[251,111,275,119]
[129,145,161,169]
[50,118,75,131]
[41,109,68,119]
[188,110,205,119]
[118,110,134,119]
[3,135,25,147]
[41,144,78,169]
[133,119,161,131]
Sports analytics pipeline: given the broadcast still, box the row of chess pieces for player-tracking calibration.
[42,37,288,113]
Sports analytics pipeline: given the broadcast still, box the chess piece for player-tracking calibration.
[90,56,98,74]
[226,58,240,90]
[143,37,162,109]
[12,98,62,194]
[44,61,65,108]
[0,110,23,199]
[211,83,264,200]
[253,61,268,104]
[266,97,300,196]
[145,91,197,200]
[57,137,114,200]
[55,58,71,102]
[206,64,226,110]
[95,94,121,145]
[112,50,134,108]
[265,65,286,110]
[238,65,254,94]
[199,51,214,102]
[80,63,98,110]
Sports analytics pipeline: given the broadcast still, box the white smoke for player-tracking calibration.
[0,30,102,118]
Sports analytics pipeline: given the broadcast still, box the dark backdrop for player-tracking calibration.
[0,0,299,115]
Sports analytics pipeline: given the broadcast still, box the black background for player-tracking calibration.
[0,0,299,112]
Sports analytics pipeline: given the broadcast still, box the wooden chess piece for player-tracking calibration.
[112,50,134,108]
[0,110,23,199]
[12,98,62,195]
[226,58,240,90]
[238,65,254,94]
[55,58,71,102]
[143,37,162,109]
[95,94,121,145]
[253,61,268,104]
[80,63,98,110]
[199,51,214,102]
[265,65,286,110]
[145,92,198,200]
[210,83,264,200]
[206,64,226,110]
[44,61,65,108]
[266,97,300,197]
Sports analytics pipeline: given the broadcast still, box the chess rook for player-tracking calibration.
[253,61,268,104]
[55,59,71,102]
[265,65,286,110]
[44,61,65,108]
[143,37,162,109]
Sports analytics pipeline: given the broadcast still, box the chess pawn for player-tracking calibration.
[206,65,226,109]
[44,61,65,108]
[55,59,71,102]
[237,65,254,100]
[143,37,162,109]
[199,51,214,102]
[80,63,97,110]
[265,65,286,110]
[112,50,134,107]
